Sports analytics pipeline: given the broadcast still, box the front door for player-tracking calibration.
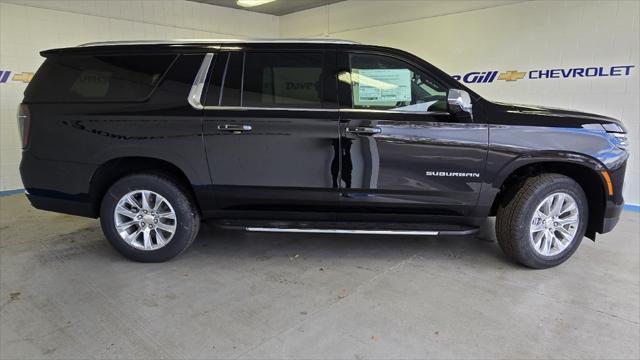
[336,51,488,219]
[202,50,340,218]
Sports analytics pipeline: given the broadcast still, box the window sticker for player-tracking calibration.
[353,69,411,105]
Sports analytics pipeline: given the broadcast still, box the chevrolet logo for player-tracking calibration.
[12,72,34,83]
[498,70,526,81]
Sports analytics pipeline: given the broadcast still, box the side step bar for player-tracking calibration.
[215,220,479,236]
[245,227,477,236]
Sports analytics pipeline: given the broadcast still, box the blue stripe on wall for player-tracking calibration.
[624,203,640,212]
[0,70,11,83]
[0,189,24,197]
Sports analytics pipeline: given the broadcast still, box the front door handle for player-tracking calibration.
[346,127,381,136]
[218,124,252,133]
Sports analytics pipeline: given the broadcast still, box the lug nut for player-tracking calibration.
[141,222,145,226]
[154,219,158,223]
[149,224,154,229]
[137,215,143,219]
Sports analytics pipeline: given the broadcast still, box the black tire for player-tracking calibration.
[100,173,200,262]
[495,173,588,269]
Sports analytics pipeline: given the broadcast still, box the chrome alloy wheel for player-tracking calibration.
[113,190,177,251]
[529,192,580,257]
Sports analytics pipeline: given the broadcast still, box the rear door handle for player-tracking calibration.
[218,124,252,132]
[346,127,381,135]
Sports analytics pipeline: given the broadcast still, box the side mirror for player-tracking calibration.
[447,89,473,120]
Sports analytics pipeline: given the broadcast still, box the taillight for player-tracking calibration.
[17,103,30,148]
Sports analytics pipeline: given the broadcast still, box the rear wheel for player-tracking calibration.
[496,173,588,269]
[100,173,200,262]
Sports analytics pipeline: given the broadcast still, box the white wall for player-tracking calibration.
[0,0,278,191]
[1,0,638,206]
[282,0,640,205]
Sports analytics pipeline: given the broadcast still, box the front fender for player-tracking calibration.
[491,150,607,189]
[475,123,629,238]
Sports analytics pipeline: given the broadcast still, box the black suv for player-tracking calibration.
[19,39,628,268]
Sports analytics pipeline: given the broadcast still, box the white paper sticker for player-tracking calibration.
[354,69,411,104]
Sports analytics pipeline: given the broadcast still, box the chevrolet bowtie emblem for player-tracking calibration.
[498,70,526,81]
[12,72,34,83]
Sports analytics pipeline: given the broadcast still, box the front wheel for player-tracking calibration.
[100,173,200,262]
[496,174,588,269]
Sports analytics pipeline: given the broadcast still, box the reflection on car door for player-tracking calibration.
[201,50,341,219]
[337,51,488,220]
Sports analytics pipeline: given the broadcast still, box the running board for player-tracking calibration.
[246,227,438,235]
[244,227,477,236]
[215,220,478,236]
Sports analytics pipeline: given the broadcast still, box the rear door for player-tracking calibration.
[201,49,341,218]
[336,50,488,219]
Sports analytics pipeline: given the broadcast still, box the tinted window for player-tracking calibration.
[243,52,324,108]
[221,52,243,106]
[25,54,176,102]
[204,53,227,106]
[345,53,447,112]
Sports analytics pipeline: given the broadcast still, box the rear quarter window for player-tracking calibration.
[25,54,176,102]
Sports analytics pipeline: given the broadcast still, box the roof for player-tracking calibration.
[78,38,360,47]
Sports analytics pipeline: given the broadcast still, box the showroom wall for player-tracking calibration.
[0,0,278,192]
[281,0,640,206]
[1,0,638,206]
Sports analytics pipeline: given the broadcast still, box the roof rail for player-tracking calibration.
[78,38,360,47]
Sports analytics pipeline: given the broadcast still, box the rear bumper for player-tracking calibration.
[25,191,96,218]
[20,154,97,218]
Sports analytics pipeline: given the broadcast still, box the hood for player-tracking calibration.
[486,101,624,129]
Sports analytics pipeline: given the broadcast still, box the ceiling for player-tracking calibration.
[189,0,344,16]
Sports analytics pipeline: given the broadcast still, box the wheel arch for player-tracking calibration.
[89,156,201,217]
[489,155,609,240]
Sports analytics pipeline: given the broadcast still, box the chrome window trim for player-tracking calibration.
[202,106,338,112]
[188,53,214,110]
[340,108,450,116]
[200,105,449,116]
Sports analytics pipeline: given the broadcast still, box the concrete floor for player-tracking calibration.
[0,194,638,359]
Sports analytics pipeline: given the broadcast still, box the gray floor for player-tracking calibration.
[0,194,639,360]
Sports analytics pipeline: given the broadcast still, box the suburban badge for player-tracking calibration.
[425,171,481,178]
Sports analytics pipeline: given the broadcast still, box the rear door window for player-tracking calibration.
[204,53,226,106]
[221,52,243,107]
[243,52,325,108]
[203,52,244,106]
[25,54,176,102]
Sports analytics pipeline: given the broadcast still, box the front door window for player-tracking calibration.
[342,53,448,113]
